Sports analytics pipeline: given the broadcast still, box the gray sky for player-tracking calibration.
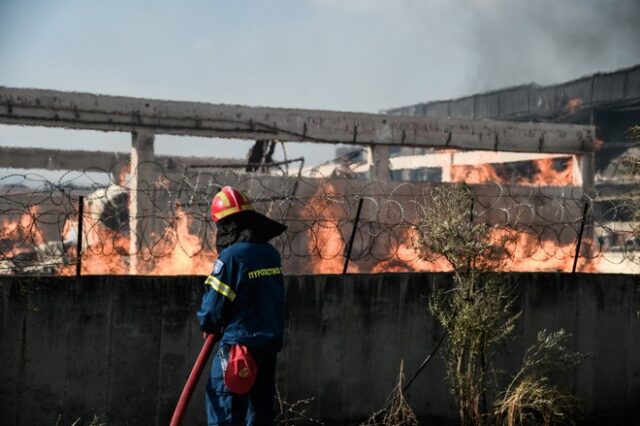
[1,0,639,166]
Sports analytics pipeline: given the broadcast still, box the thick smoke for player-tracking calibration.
[462,0,640,91]
[1,0,639,164]
[315,0,640,104]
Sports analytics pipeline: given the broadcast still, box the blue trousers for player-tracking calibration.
[205,345,278,426]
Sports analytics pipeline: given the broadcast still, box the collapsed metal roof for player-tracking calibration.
[386,64,640,123]
[386,64,640,179]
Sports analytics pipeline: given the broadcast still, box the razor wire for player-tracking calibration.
[1,159,639,275]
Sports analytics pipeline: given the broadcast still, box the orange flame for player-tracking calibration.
[146,208,216,275]
[2,180,600,276]
[450,164,502,185]
[566,97,583,114]
[525,158,574,186]
[369,227,596,274]
[303,183,360,274]
[370,228,451,273]
[59,206,217,276]
[450,158,574,186]
[491,227,596,273]
[0,206,45,258]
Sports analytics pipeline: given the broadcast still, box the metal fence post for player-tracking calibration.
[572,202,590,273]
[342,198,364,275]
[76,195,84,276]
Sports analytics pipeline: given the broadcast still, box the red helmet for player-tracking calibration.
[210,186,254,222]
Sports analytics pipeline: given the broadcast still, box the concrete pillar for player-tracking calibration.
[441,151,455,183]
[572,153,595,256]
[129,131,155,274]
[572,153,595,193]
[368,145,390,182]
[571,155,581,186]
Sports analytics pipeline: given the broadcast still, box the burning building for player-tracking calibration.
[297,65,640,273]
[0,71,634,275]
[384,64,640,271]
[308,64,640,189]
[386,64,640,183]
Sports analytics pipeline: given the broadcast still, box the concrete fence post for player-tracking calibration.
[129,131,155,274]
[572,153,595,192]
[368,144,390,182]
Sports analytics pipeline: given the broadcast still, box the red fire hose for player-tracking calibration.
[170,333,217,426]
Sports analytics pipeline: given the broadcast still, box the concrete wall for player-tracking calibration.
[1,273,639,425]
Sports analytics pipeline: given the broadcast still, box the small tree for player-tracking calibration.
[416,184,520,425]
[415,184,581,425]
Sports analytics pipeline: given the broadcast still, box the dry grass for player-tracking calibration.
[274,387,324,426]
[55,414,108,426]
[494,377,578,426]
[494,329,583,426]
[360,361,419,426]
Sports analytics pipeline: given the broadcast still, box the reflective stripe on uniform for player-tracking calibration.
[205,275,237,301]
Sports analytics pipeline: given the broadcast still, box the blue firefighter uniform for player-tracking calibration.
[198,241,284,426]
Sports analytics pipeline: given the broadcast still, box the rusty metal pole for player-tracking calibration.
[76,196,84,277]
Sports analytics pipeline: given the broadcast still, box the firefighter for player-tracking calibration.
[198,186,287,426]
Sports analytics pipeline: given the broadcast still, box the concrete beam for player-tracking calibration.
[0,86,596,154]
[0,146,245,172]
